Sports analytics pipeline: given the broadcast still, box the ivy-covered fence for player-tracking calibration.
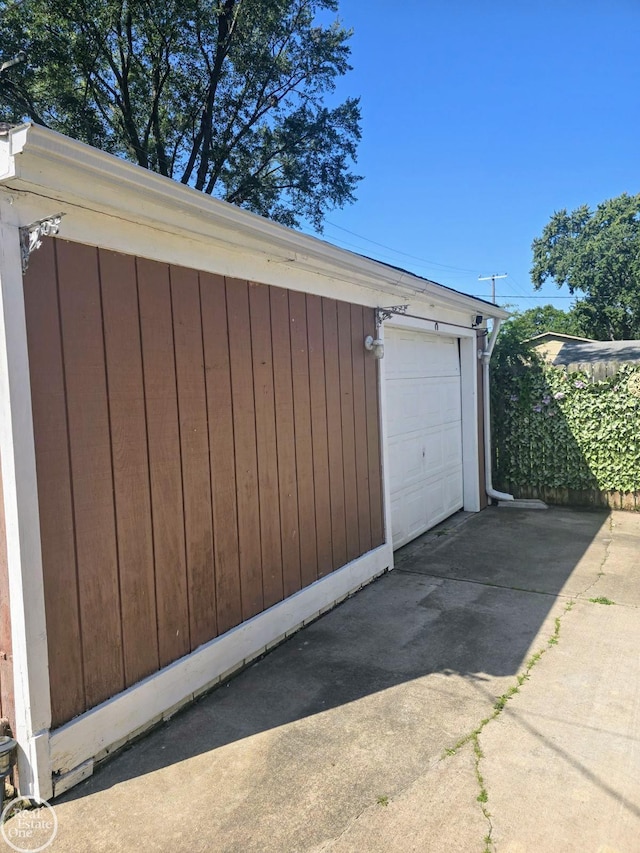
[492,361,640,509]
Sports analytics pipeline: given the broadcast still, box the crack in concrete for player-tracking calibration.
[396,566,581,599]
[321,518,617,853]
[575,515,614,602]
[316,755,444,851]
[441,515,616,853]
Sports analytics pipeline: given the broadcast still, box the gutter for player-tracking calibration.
[482,319,514,503]
[1,125,507,321]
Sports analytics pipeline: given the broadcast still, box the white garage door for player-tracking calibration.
[385,328,464,549]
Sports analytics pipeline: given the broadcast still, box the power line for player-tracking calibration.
[308,221,572,306]
[323,220,482,274]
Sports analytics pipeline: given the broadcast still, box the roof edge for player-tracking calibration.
[1,124,509,319]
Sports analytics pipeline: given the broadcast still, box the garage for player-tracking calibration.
[0,123,508,799]
[384,327,464,549]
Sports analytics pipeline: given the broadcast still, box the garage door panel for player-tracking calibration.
[390,426,461,486]
[385,327,464,550]
[387,377,461,436]
[391,484,428,546]
[444,467,464,510]
[386,379,421,436]
[423,431,447,472]
[385,331,460,380]
[388,433,430,491]
[442,424,463,465]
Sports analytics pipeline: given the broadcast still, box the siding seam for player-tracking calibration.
[54,240,87,716]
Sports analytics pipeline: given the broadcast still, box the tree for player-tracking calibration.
[530,193,640,340]
[0,0,361,229]
[500,304,584,343]
[491,305,583,382]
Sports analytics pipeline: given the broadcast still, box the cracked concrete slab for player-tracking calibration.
[14,506,639,853]
[319,748,485,853]
[480,597,640,852]
[588,511,640,607]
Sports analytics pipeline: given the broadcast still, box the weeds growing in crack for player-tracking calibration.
[472,733,493,851]
[441,597,576,852]
[579,516,614,599]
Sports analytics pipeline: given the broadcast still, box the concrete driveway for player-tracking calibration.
[13,507,640,852]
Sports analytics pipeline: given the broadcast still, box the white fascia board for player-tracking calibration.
[1,124,509,321]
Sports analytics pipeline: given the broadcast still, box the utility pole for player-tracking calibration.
[478,273,508,304]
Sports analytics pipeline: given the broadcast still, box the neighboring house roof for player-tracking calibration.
[525,332,640,372]
[525,332,595,344]
[550,340,640,366]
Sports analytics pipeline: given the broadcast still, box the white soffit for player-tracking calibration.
[0,124,509,320]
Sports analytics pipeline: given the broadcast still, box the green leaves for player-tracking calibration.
[492,362,640,494]
[530,194,640,340]
[0,0,361,229]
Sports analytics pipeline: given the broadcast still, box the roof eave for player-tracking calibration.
[1,124,509,319]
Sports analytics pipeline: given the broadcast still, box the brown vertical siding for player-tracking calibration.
[306,295,333,578]
[322,298,348,570]
[350,305,373,555]
[271,287,302,599]
[289,290,318,589]
[170,265,217,649]
[226,278,264,620]
[100,250,160,687]
[0,459,15,736]
[364,308,385,546]
[138,258,191,667]
[337,302,360,562]
[200,273,243,634]
[249,282,283,609]
[56,241,125,709]
[23,239,85,728]
[24,239,385,727]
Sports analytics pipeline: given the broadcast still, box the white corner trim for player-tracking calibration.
[459,335,481,512]
[49,543,392,779]
[0,220,52,800]
[376,325,395,558]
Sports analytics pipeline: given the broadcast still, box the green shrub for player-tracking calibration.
[492,361,640,493]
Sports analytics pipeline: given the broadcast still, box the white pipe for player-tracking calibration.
[482,319,514,502]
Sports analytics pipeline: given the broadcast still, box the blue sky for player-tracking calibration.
[300,0,640,315]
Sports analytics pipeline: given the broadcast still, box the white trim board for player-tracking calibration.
[50,543,392,791]
[0,220,52,800]
[0,124,508,322]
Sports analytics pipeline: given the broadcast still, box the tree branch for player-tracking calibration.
[194,0,241,190]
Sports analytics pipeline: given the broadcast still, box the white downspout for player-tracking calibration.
[482,319,514,503]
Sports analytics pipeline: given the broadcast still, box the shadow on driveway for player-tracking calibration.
[56,506,609,809]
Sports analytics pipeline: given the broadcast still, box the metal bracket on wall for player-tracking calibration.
[19,213,64,274]
[375,304,409,326]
